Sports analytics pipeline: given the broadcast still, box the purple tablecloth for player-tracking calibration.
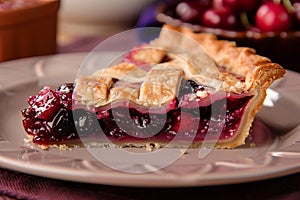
[1,167,300,200]
[0,33,299,200]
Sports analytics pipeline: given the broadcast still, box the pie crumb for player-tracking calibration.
[145,143,160,151]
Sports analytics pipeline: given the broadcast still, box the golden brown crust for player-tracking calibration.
[139,68,182,106]
[131,48,166,64]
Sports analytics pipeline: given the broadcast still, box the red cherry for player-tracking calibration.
[255,2,293,32]
[293,2,300,25]
[176,1,210,23]
[212,0,224,10]
[30,86,61,121]
[222,0,259,12]
[201,7,241,30]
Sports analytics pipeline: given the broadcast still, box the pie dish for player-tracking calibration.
[21,25,286,150]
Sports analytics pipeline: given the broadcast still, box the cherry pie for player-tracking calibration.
[21,25,285,150]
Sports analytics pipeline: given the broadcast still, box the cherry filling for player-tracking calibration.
[21,81,253,147]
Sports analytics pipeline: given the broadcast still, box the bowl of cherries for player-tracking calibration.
[157,0,300,71]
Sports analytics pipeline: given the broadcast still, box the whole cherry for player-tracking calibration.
[201,7,242,30]
[255,1,293,32]
[176,0,210,23]
[293,2,300,25]
[212,0,225,10]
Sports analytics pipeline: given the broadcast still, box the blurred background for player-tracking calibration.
[0,0,299,72]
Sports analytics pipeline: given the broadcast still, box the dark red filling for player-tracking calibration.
[21,80,253,147]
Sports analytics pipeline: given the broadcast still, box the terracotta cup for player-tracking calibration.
[0,0,60,62]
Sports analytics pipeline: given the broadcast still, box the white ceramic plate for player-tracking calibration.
[0,53,300,187]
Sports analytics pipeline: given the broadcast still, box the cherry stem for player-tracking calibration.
[240,12,250,29]
[273,0,294,12]
[282,0,295,13]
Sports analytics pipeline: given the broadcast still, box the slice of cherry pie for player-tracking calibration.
[21,25,285,150]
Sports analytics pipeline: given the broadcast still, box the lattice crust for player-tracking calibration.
[139,68,182,106]
[74,25,285,109]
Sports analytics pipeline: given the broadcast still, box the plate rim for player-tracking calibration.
[0,53,300,187]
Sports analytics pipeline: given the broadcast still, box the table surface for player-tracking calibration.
[0,33,299,200]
